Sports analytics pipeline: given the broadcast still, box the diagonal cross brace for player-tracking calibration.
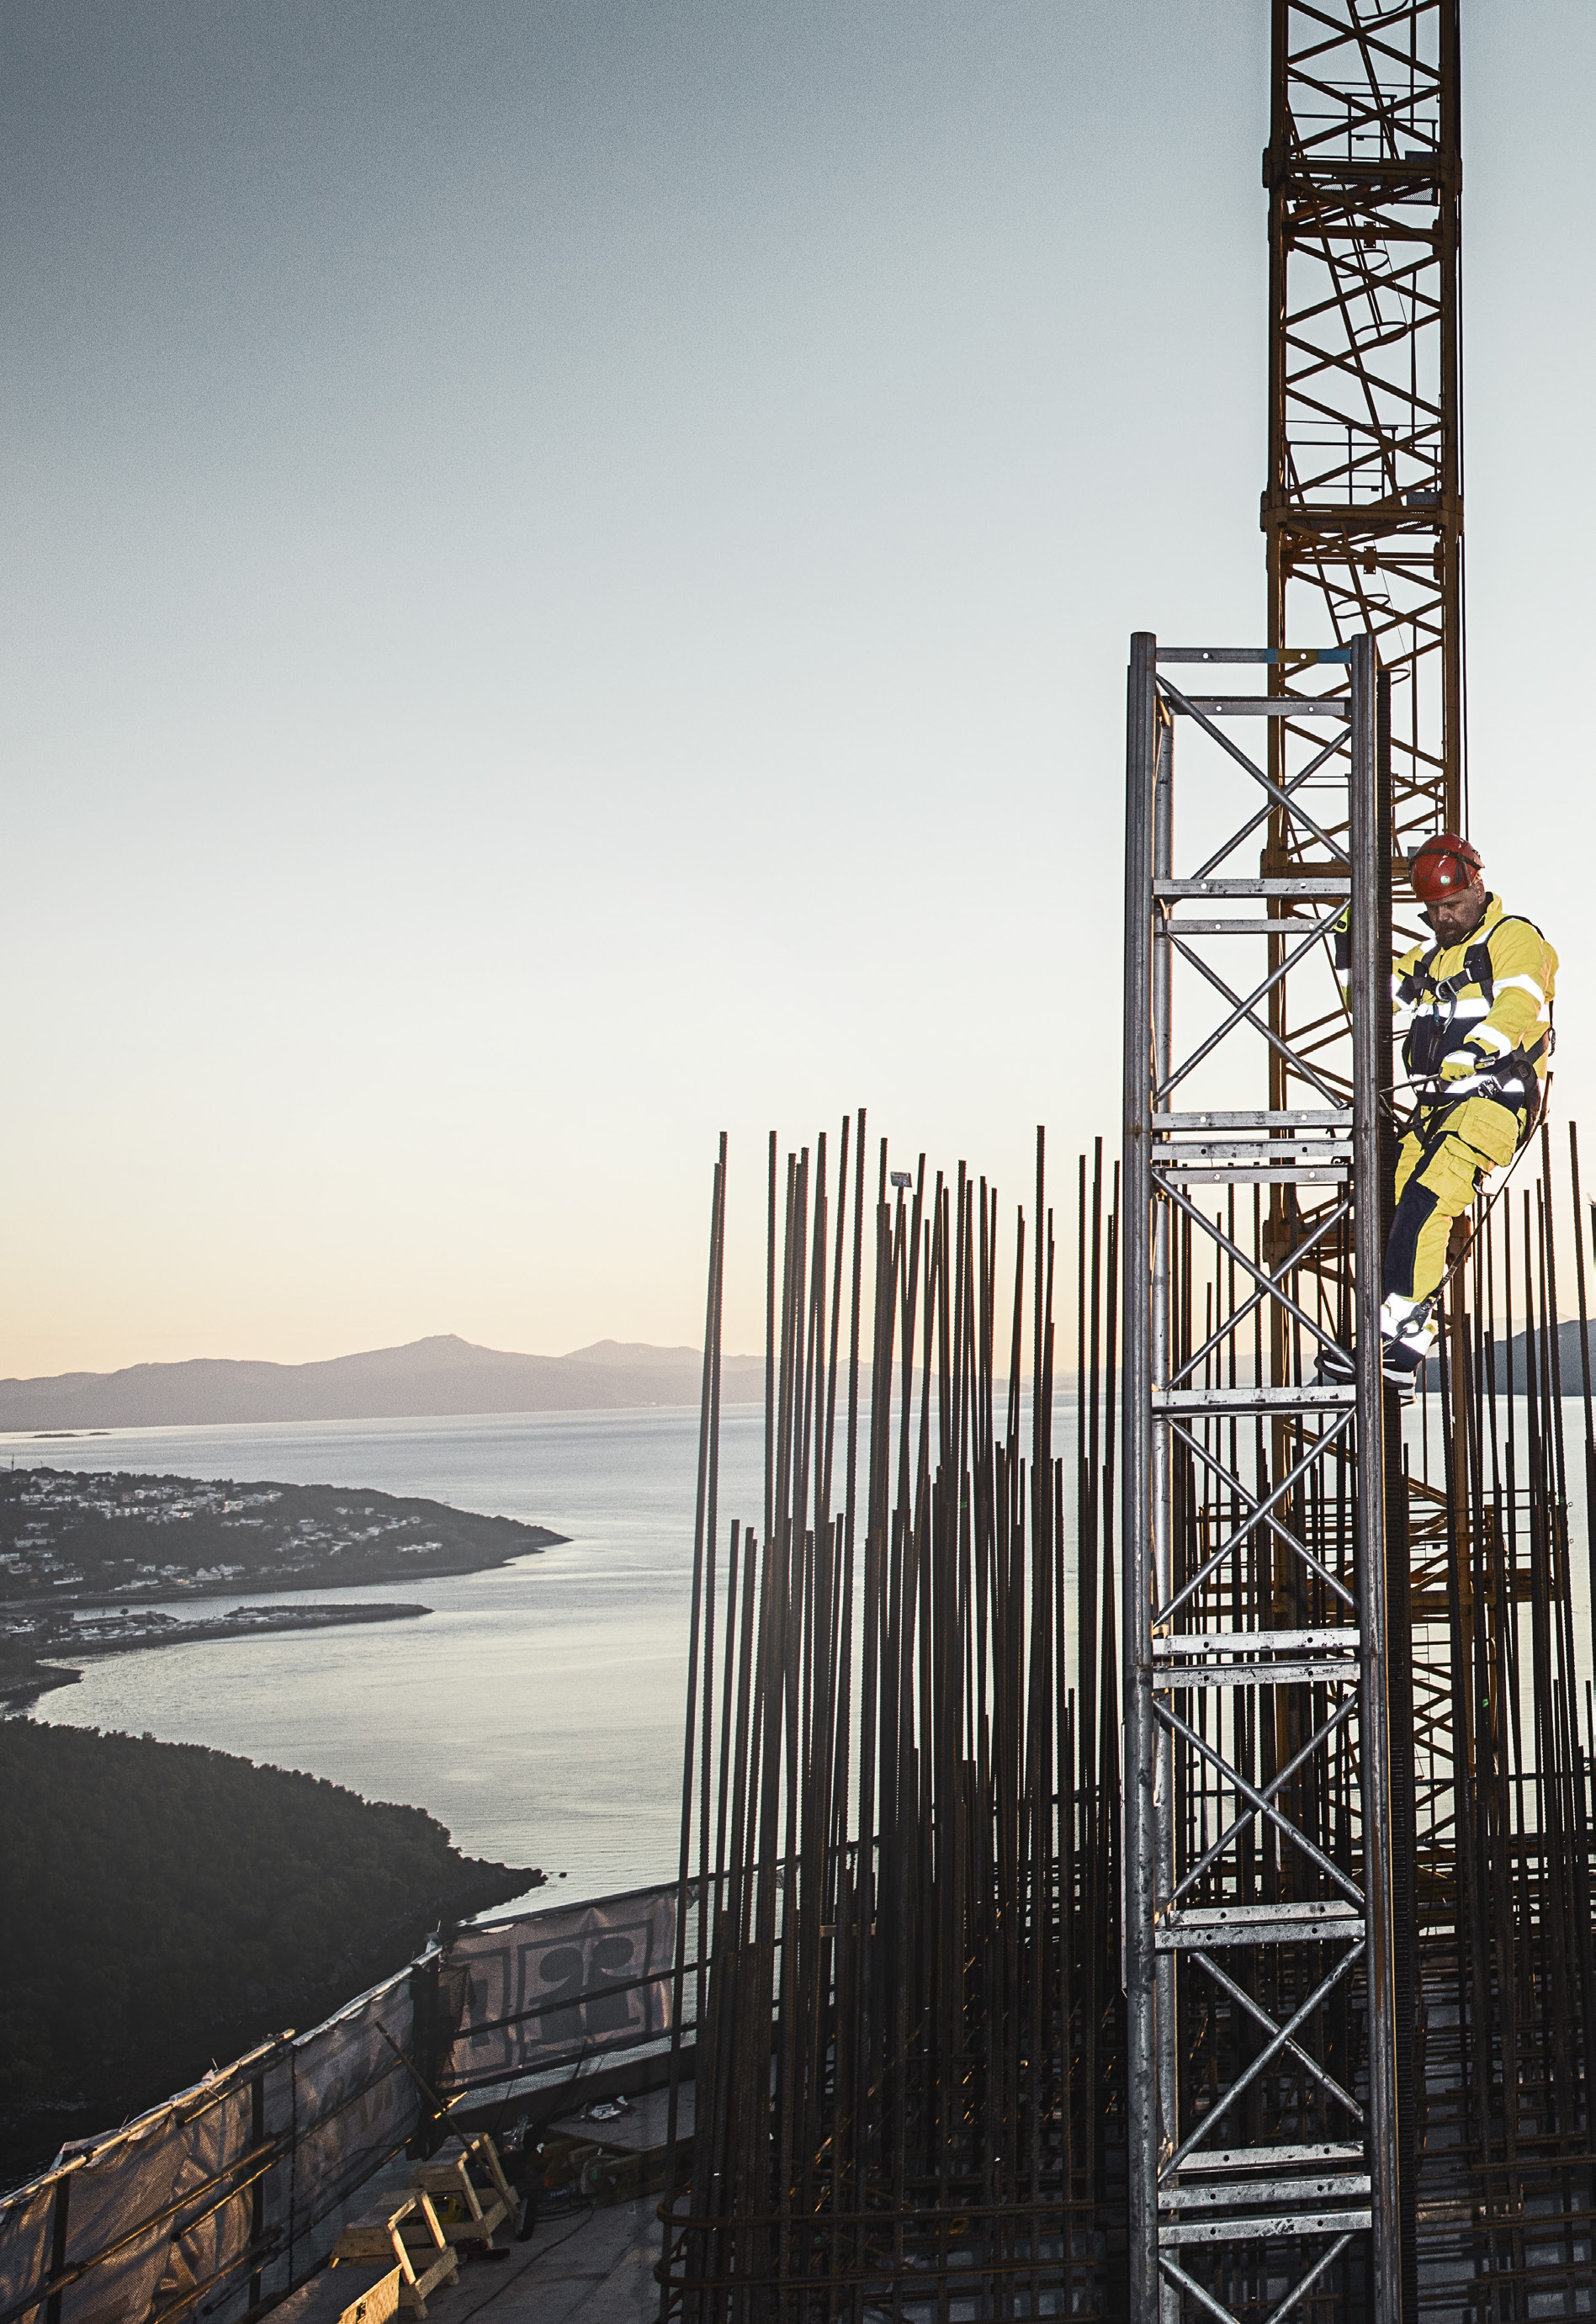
[1156,1695,1365,1907]
[1191,1944,1363,2120]
[1161,1181,1348,1379]
[1163,1938,1365,2172]
[1170,1688,1361,1907]
[1159,927,1345,1106]
[1160,2231,1361,2324]
[1190,725,1349,883]
[1165,1193,1351,1388]
[1153,672,1351,863]
[1158,1410,1357,1621]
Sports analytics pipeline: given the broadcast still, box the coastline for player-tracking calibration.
[1,1601,431,1716]
[0,1464,566,1618]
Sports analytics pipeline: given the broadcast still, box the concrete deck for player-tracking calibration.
[274,2084,691,2324]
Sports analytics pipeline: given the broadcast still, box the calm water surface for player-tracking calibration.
[6,1407,771,1910]
[7,1394,1592,1911]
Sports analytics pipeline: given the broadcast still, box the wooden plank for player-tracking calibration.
[395,2251,458,2319]
[300,2264,403,2324]
[332,2231,417,2288]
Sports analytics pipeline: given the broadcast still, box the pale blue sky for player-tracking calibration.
[3,3,1592,1373]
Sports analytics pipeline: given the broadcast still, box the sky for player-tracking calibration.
[3,1,1594,1379]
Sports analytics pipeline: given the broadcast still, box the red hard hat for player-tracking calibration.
[1410,831,1482,902]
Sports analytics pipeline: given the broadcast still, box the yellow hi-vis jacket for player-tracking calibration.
[1393,894,1557,1107]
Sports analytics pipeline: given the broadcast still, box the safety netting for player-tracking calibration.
[0,1881,679,2324]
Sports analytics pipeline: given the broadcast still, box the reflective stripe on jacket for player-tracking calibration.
[1393,894,1558,1099]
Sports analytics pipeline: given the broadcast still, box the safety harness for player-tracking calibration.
[1398,912,1554,1124]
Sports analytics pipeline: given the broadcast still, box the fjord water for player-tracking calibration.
[10,1405,776,1910]
[9,1397,1594,1912]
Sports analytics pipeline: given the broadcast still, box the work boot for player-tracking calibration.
[1381,1348,1422,1405]
[1312,1341,1355,1389]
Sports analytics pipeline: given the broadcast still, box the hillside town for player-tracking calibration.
[0,1467,565,1605]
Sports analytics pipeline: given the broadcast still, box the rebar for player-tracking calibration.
[660,1119,1127,2320]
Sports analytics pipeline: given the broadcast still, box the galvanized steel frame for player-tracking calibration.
[1123,632,1401,2320]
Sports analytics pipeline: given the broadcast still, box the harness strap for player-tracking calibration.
[1464,940,1495,1005]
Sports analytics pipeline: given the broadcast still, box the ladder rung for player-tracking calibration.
[1166,917,1336,933]
[1174,2143,1366,2173]
[1169,698,1349,719]
[1159,2207,1371,2246]
[1157,1169,1349,1186]
[1152,1658,1358,1689]
[1154,648,1350,666]
[1158,1901,1363,1950]
[1152,1141,1350,1159]
[1154,879,1349,898]
[1162,2173,1372,2210]
[1153,1386,1355,1413]
[1153,1108,1353,1128]
[1154,1630,1356,1656]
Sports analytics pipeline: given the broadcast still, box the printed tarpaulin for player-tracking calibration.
[274,1974,420,2237]
[0,1883,677,2324]
[442,1887,677,2083]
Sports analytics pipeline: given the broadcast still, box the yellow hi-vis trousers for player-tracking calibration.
[1387,1093,1527,1312]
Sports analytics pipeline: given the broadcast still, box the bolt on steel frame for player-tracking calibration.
[1122,632,1402,2321]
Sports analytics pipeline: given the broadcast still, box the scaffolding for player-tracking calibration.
[1121,632,1402,2321]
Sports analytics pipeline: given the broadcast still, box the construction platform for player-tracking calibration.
[272,2086,689,2324]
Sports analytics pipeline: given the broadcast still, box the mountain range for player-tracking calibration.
[1427,1316,1596,1398]
[0,1336,766,1434]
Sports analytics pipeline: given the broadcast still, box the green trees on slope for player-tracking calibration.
[0,1723,533,2139]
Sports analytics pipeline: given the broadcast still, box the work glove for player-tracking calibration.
[1440,1049,1478,1084]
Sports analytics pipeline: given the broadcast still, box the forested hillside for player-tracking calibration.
[0,1723,537,2183]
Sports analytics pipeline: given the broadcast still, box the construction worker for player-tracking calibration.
[1327,834,1556,1398]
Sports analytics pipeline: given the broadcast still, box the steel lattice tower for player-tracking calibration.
[1265,0,1462,845]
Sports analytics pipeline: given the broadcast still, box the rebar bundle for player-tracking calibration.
[660,1114,1596,2321]
[660,1122,1128,2320]
[1406,1122,1596,2317]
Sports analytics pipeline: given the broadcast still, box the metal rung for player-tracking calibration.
[1169,917,1336,933]
[1155,879,1348,898]
[1154,1108,1353,1127]
[1155,1630,1355,1655]
[1152,1142,1350,1159]
[1153,1658,1357,1688]
[1161,1171,1347,1190]
[1174,2144,1365,2173]
[1169,698,1350,719]
[1158,1901,1363,1950]
[1154,648,1351,666]
[1161,2173,1371,2210]
[1153,1386,1355,1412]
[1159,2208,1371,2246]
[1155,1168,1349,1185]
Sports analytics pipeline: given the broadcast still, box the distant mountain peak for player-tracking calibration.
[0,1334,764,1430]
[563,1339,703,1367]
